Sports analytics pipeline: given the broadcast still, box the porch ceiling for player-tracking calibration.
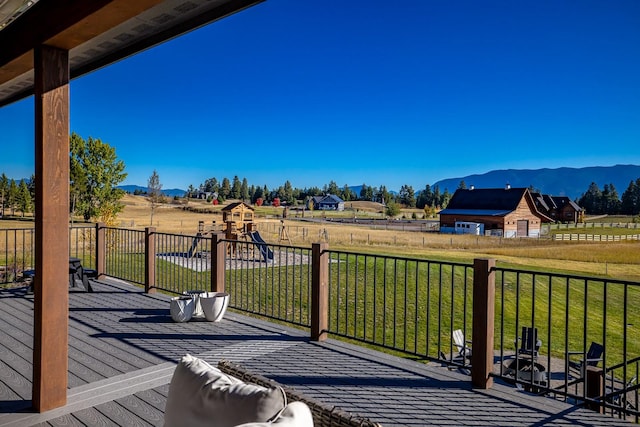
[0,0,264,107]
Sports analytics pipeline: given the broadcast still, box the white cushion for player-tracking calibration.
[235,401,314,427]
[164,355,286,427]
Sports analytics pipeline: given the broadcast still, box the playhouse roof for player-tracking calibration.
[222,202,254,211]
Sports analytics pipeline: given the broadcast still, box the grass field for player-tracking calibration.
[2,194,640,281]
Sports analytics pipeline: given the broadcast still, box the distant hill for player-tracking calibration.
[432,164,640,200]
[118,185,185,198]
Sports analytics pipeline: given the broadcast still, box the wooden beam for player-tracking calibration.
[0,0,265,107]
[33,44,70,412]
[471,258,496,389]
[0,0,162,83]
[311,242,329,341]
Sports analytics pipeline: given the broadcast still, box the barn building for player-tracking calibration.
[439,187,554,237]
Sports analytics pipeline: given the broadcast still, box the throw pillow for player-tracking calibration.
[235,401,314,426]
[164,354,286,427]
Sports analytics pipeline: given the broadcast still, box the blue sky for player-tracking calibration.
[2,0,639,192]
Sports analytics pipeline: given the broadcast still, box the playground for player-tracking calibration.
[157,202,306,272]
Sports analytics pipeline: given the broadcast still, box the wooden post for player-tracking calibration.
[471,258,496,389]
[95,222,106,279]
[145,227,156,293]
[311,242,329,341]
[33,44,69,412]
[211,233,225,293]
[586,366,604,413]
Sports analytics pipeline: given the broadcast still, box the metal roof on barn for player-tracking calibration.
[443,187,529,211]
[551,196,583,212]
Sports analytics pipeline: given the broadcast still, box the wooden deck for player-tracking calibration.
[0,279,631,426]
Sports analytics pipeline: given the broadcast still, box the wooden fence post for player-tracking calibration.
[211,233,225,293]
[311,242,329,341]
[145,227,156,293]
[472,258,496,389]
[95,222,105,279]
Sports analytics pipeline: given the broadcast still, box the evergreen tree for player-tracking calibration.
[433,185,442,208]
[230,176,241,199]
[252,185,264,203]
[202,177,219,194]
[282,180,295,204]
[220,177,231,200]
[440,188,452,208]
[7,179,18,215]
[17,179,32,217]
[241,178,250,201]
[325,180,339,195]
[0,173,8,217]
[28,174,36,208]
[621,179,640,215]
[378,185,391,205]
[342,184,353,201]
[398,184,416,207]
[601,183,621,214]
[416,184,433,209]
[578,182,602,215]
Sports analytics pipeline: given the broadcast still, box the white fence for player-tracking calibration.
[553,233,640,242]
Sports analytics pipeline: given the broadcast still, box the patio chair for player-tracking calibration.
[568,341,604,379]
[516,326,542,360]
[453,329,472,360]
[439,329,472,367]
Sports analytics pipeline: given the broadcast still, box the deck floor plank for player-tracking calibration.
[114,394,164,426]
[92,401,154,427]
[60,408,111,427]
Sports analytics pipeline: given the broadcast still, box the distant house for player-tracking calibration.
[307,194,345,211]
[531,193,584,223]
[197,191,217,200]
[438,187,554,237]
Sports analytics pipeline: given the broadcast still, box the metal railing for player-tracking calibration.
[0,225,96,284]
[223,239,312,328]
[327,249,473,363]
[2,223,638,420]
[104,227,145,284]
[0,227,34,283]
[69,225,96,267]
[493,267,640,421]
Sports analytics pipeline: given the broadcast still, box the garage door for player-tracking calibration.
[517,220,529,237]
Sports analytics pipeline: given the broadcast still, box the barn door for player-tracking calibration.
[517,220,529,237]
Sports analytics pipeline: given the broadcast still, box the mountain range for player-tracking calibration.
[118,185,186,197]
[432,164,640,200]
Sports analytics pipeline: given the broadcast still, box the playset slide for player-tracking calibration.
[249,231,274,262]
